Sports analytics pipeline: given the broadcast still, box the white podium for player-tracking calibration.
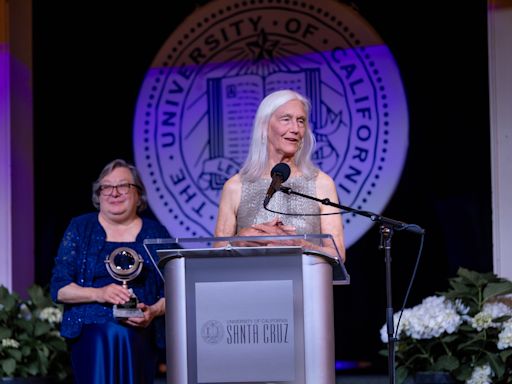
[144,234,349,384]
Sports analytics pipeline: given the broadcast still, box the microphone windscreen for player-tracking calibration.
[271,163,291,183]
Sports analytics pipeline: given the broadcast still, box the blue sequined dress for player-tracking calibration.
[50,212,170,384]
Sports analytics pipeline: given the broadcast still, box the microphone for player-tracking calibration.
[263,163,291,207]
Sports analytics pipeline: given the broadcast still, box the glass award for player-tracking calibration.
[104,246,144,318]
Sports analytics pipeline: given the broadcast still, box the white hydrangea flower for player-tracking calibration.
[380,309,412,343]
[466,364,493,384]
[379,323,388,343]
[380,296,462,341]
[455,298,470,315]
[497,319,512,350]
[38,306,63,325]
[482,301,512,318]
[1,338,20,348]
[405,296,462,339]
[470,312,494,331]
[469,302,512,331]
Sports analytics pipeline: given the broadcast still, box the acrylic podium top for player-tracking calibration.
[143,234,349,285]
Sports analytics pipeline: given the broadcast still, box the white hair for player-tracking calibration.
[239,89,317,181]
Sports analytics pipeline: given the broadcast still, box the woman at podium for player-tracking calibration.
[214,89,346,262]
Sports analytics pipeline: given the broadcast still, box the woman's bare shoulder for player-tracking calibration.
[316,169,335,187]
[220,173,243,199]
[223,173,242,190]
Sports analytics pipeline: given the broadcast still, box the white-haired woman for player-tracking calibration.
[214,89,345,261]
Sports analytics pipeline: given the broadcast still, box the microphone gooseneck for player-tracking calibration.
[263,163,291,207]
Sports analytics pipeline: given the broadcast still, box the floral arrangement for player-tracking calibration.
[0,284,71,380]
[380,267,512,384]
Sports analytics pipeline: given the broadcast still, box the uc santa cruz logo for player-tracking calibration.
[133,0,408,248]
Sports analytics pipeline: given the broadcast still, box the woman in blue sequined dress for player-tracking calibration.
[50,159,170,384]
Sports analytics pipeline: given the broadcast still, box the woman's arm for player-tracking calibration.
[214,174,241,245]
[316,171,346,262]
[57,282,131,305]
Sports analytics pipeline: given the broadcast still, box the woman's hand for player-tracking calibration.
[251,218,296,235]
[234,218,298,246]
[123,298,165,328]
[95,283,132,305]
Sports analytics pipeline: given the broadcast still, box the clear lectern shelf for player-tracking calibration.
[143,234,349,285]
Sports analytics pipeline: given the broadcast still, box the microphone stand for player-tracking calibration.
[279,186,424,384]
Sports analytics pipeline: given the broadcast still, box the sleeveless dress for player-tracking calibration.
[237,172,321,237]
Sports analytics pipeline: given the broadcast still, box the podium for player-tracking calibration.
[144,234,349,384]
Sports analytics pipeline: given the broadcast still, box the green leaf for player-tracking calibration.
[28,284,47,307]
[38,345,50,360]
[34,320,52,336]
[21,344,32,356]
[0,326,12,338]
[0,285,8,298]
[447,280,471,291]
[7,348,22,361]
[485,351,505,378]
[440,334,459,343]
[433,355,459,371]
[457,267,498,288]
[0,291,17,311]
[396,365,410,384]
[483,281,512,301]
[1,357,17,376]
[500,349,512,360]
[47,337,68,352]
[454,363,473,381]
[458,323,475,332]
[457,333,485,350]
[16,318,33,333]
[26,360,40,376]
[457,268,485,284]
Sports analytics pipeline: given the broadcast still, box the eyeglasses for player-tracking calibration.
[99,183,140,196]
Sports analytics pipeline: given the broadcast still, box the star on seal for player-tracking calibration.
[246,29,279,61]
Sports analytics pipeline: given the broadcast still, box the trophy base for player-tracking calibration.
[114,296,144,318]
[113,305,144,319]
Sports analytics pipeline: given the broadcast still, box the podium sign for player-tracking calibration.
[196,280,295,382]
[145,235,349,384]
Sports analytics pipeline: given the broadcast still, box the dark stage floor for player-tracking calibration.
[154,374,389,383]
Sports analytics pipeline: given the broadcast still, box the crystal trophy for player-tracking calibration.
[104,247,144,318]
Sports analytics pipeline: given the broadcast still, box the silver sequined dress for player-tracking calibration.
[237,171,321,235]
